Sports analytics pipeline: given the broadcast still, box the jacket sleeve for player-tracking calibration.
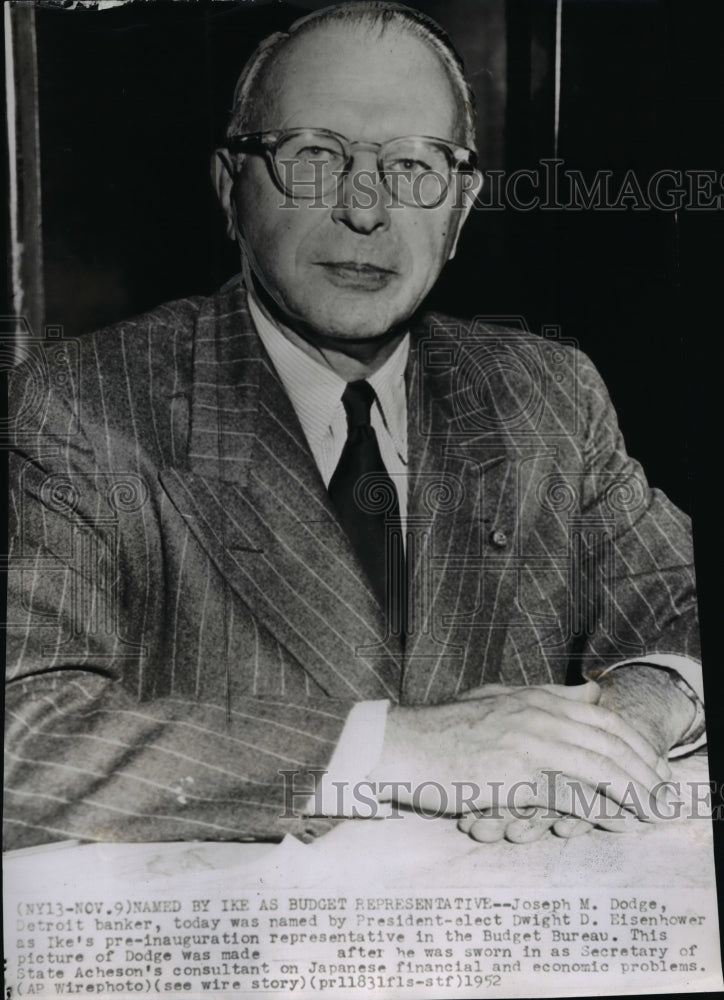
[567,349,700,670]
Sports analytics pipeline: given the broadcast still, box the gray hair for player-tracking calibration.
[226,1,477,151]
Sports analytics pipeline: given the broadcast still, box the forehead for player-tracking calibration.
[254,21,461,139]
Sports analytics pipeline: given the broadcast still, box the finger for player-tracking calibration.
[457,684,516,702]
[552,816,595,838]
[514,688,664,774]
[460,683,670,783]
[465,816,509,843]
[562,698,668,776]
[504,810,559,843]
[458,805,529,831]
[517,709,665,801]
[504,682,672,781]
[508,774,634,828]
[552,805,635,834]
[459,806,537,841]
[458,812,480,833]
[522,753,659,821]
[594,815,635,833]
[551,786,638,832]
[526,681,601,703]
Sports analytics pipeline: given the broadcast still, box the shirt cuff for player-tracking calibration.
[305,700,390,817]
[587,654,706,758]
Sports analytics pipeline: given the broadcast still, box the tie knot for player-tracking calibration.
[341,380,376,429]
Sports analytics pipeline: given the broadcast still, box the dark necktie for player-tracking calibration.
[328,380,405,634]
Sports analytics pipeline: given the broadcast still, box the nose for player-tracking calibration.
[331,150,391,235]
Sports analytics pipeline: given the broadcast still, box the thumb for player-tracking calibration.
[546,680,601,703]
[457,683,516,701]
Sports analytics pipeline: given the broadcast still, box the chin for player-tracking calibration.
[302,299,414,342]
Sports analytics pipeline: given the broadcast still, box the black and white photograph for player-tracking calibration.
[4,1,724,997]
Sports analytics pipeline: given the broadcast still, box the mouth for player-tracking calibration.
[315,261,398,289]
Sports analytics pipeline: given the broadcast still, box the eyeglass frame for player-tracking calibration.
[225,127,478,208]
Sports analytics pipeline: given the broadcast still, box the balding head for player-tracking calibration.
[227,1,477,151]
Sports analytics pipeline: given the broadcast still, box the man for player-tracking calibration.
[5,1,704,851]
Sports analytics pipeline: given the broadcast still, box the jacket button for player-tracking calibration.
[489,528,508,548]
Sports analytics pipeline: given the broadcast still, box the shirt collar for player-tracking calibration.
[248,291,409,454]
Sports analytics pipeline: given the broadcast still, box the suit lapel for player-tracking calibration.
[159,288,402,701]
[401,317,525,703]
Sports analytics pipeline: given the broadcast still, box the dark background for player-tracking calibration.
[20,0,724,942]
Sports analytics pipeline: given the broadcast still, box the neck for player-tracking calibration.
[249,276,406,381]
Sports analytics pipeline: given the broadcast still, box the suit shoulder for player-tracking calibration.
[83,283,245,355]
[416,310,614,440]
[417,310,589,369]
[9,283,248,444]
[33,283,245,387]
[422,309,565,344]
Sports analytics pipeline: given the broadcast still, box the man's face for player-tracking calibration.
[222,22,476,343]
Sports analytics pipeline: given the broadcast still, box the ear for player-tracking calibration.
[447,168,483,261]
[211,148,238,240]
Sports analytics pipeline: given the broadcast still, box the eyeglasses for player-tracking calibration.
[226,127,477,208]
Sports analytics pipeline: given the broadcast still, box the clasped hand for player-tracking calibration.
[371,681,673,844]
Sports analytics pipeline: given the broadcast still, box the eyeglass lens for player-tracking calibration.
[273,130,454,207]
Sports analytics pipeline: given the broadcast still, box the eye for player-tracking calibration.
[388,157,433,174]
[296,144,340,160]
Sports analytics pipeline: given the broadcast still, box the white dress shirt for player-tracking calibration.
[247,291,705,818]
[249,292,409,525]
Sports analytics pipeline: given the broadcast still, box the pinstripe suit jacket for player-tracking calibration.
[5,282,699,849]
